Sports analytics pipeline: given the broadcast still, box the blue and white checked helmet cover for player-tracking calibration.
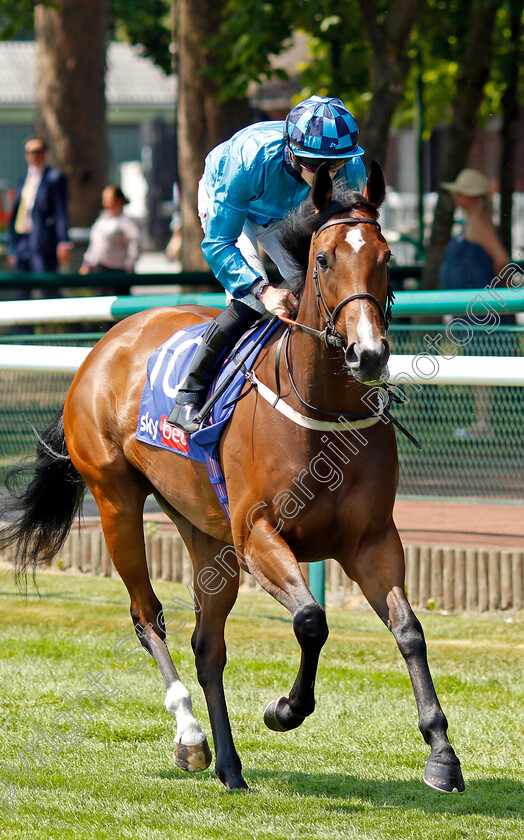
[285,95,364,159]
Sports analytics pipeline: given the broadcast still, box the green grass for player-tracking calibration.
[0,570,523,840]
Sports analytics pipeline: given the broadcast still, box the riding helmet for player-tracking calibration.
[284,95,364,159]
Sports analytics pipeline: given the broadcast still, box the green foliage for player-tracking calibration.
[206,1,294,102]
[208,0,371,109]
[210,0,523,130]
[397,1,524,135]
[110,0,173,75]
[0,0,45,39]
[479,3,524,120]
[0,0,173,75]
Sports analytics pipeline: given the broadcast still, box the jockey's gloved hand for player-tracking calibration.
[259,286,298,318]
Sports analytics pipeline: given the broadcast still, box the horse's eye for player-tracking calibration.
[316,253,329,270]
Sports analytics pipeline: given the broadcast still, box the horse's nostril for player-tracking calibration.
[346,340,389,379]
[346,340,390,382]
[345,342,359,366]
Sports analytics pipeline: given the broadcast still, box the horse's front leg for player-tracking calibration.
[240,520,329,732]
[343,523,465,793]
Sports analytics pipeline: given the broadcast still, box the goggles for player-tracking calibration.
[294,156,349,174]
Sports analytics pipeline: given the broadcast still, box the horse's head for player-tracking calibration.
[310,161,391,385]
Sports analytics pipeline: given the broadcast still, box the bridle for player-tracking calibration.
[314,216,393,341]
[280,216,394,349]
[262,212,422,441]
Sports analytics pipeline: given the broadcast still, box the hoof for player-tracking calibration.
[174,738,212,773]
[424,758,465,794]
[225,777,249,792]
[263,696,305,732]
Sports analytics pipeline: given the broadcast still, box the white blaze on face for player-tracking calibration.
[345,228,366,253]
[345,227,384,361]
[357,301,382,353]
[357,302,375,347]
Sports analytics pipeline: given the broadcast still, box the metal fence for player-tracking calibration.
[0,334,98,481]
[388,324,524,499]
[0,325,523,502]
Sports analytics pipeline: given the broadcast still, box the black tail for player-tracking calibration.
[0,409,86,578]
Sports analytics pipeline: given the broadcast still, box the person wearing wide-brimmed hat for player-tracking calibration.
[439,169,509,291]
[439,169,511,441]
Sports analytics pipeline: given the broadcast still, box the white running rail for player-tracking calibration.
[0,345,523,386]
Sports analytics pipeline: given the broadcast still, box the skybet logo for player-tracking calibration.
[160,416,189,453]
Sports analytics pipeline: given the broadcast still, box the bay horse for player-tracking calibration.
[0,162,464,794]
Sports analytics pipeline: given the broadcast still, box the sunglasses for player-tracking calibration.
[25,147,45,155]
[295,157,349,173]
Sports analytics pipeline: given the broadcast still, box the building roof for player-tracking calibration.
[0,40,175,109]
[106,42,175,107]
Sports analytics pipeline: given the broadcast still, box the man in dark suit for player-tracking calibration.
[7,135,71,274]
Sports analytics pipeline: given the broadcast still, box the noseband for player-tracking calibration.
[311,216,393,348]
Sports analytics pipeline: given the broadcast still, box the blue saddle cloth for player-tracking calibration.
[136,320,278,463]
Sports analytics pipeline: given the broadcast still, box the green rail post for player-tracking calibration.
[309,561,326,610]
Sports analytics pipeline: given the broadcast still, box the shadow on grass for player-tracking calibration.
[143,766,524,820]
[241,770,524,818]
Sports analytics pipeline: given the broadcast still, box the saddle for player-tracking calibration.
[136,320,280,519]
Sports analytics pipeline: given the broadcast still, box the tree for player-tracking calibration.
[34,1,110,228]
[210,0,421,168]
[182,0,522,274]
[497,2,522,253]
[2,1,173,229]
[355,0,421,165]
[174,0,256,269]
[0,1,37,37]
[421,0,501,289]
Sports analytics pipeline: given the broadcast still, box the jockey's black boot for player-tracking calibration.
[167,299,260,434]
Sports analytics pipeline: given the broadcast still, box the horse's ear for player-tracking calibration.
[312,162,333,212]
[363,159,386,209]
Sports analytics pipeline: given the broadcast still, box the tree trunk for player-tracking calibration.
[421,0,499,290]
[35,1,109,228]
[174,0,256,270]
[357,0,420,167]
[498,8,522,255]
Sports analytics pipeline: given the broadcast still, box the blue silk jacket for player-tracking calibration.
[200,121,367,297]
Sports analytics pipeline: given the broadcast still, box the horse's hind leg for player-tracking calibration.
[75,459,211,773]
[167,517,246,790]
[343,522,465,793]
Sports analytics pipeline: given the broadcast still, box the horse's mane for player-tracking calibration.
[279,185,379,294]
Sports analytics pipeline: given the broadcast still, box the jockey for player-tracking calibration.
[168,95,366,433]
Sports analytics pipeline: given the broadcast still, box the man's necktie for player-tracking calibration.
[14,172,35,235]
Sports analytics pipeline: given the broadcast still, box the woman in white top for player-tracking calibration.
[81,185,140,282]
